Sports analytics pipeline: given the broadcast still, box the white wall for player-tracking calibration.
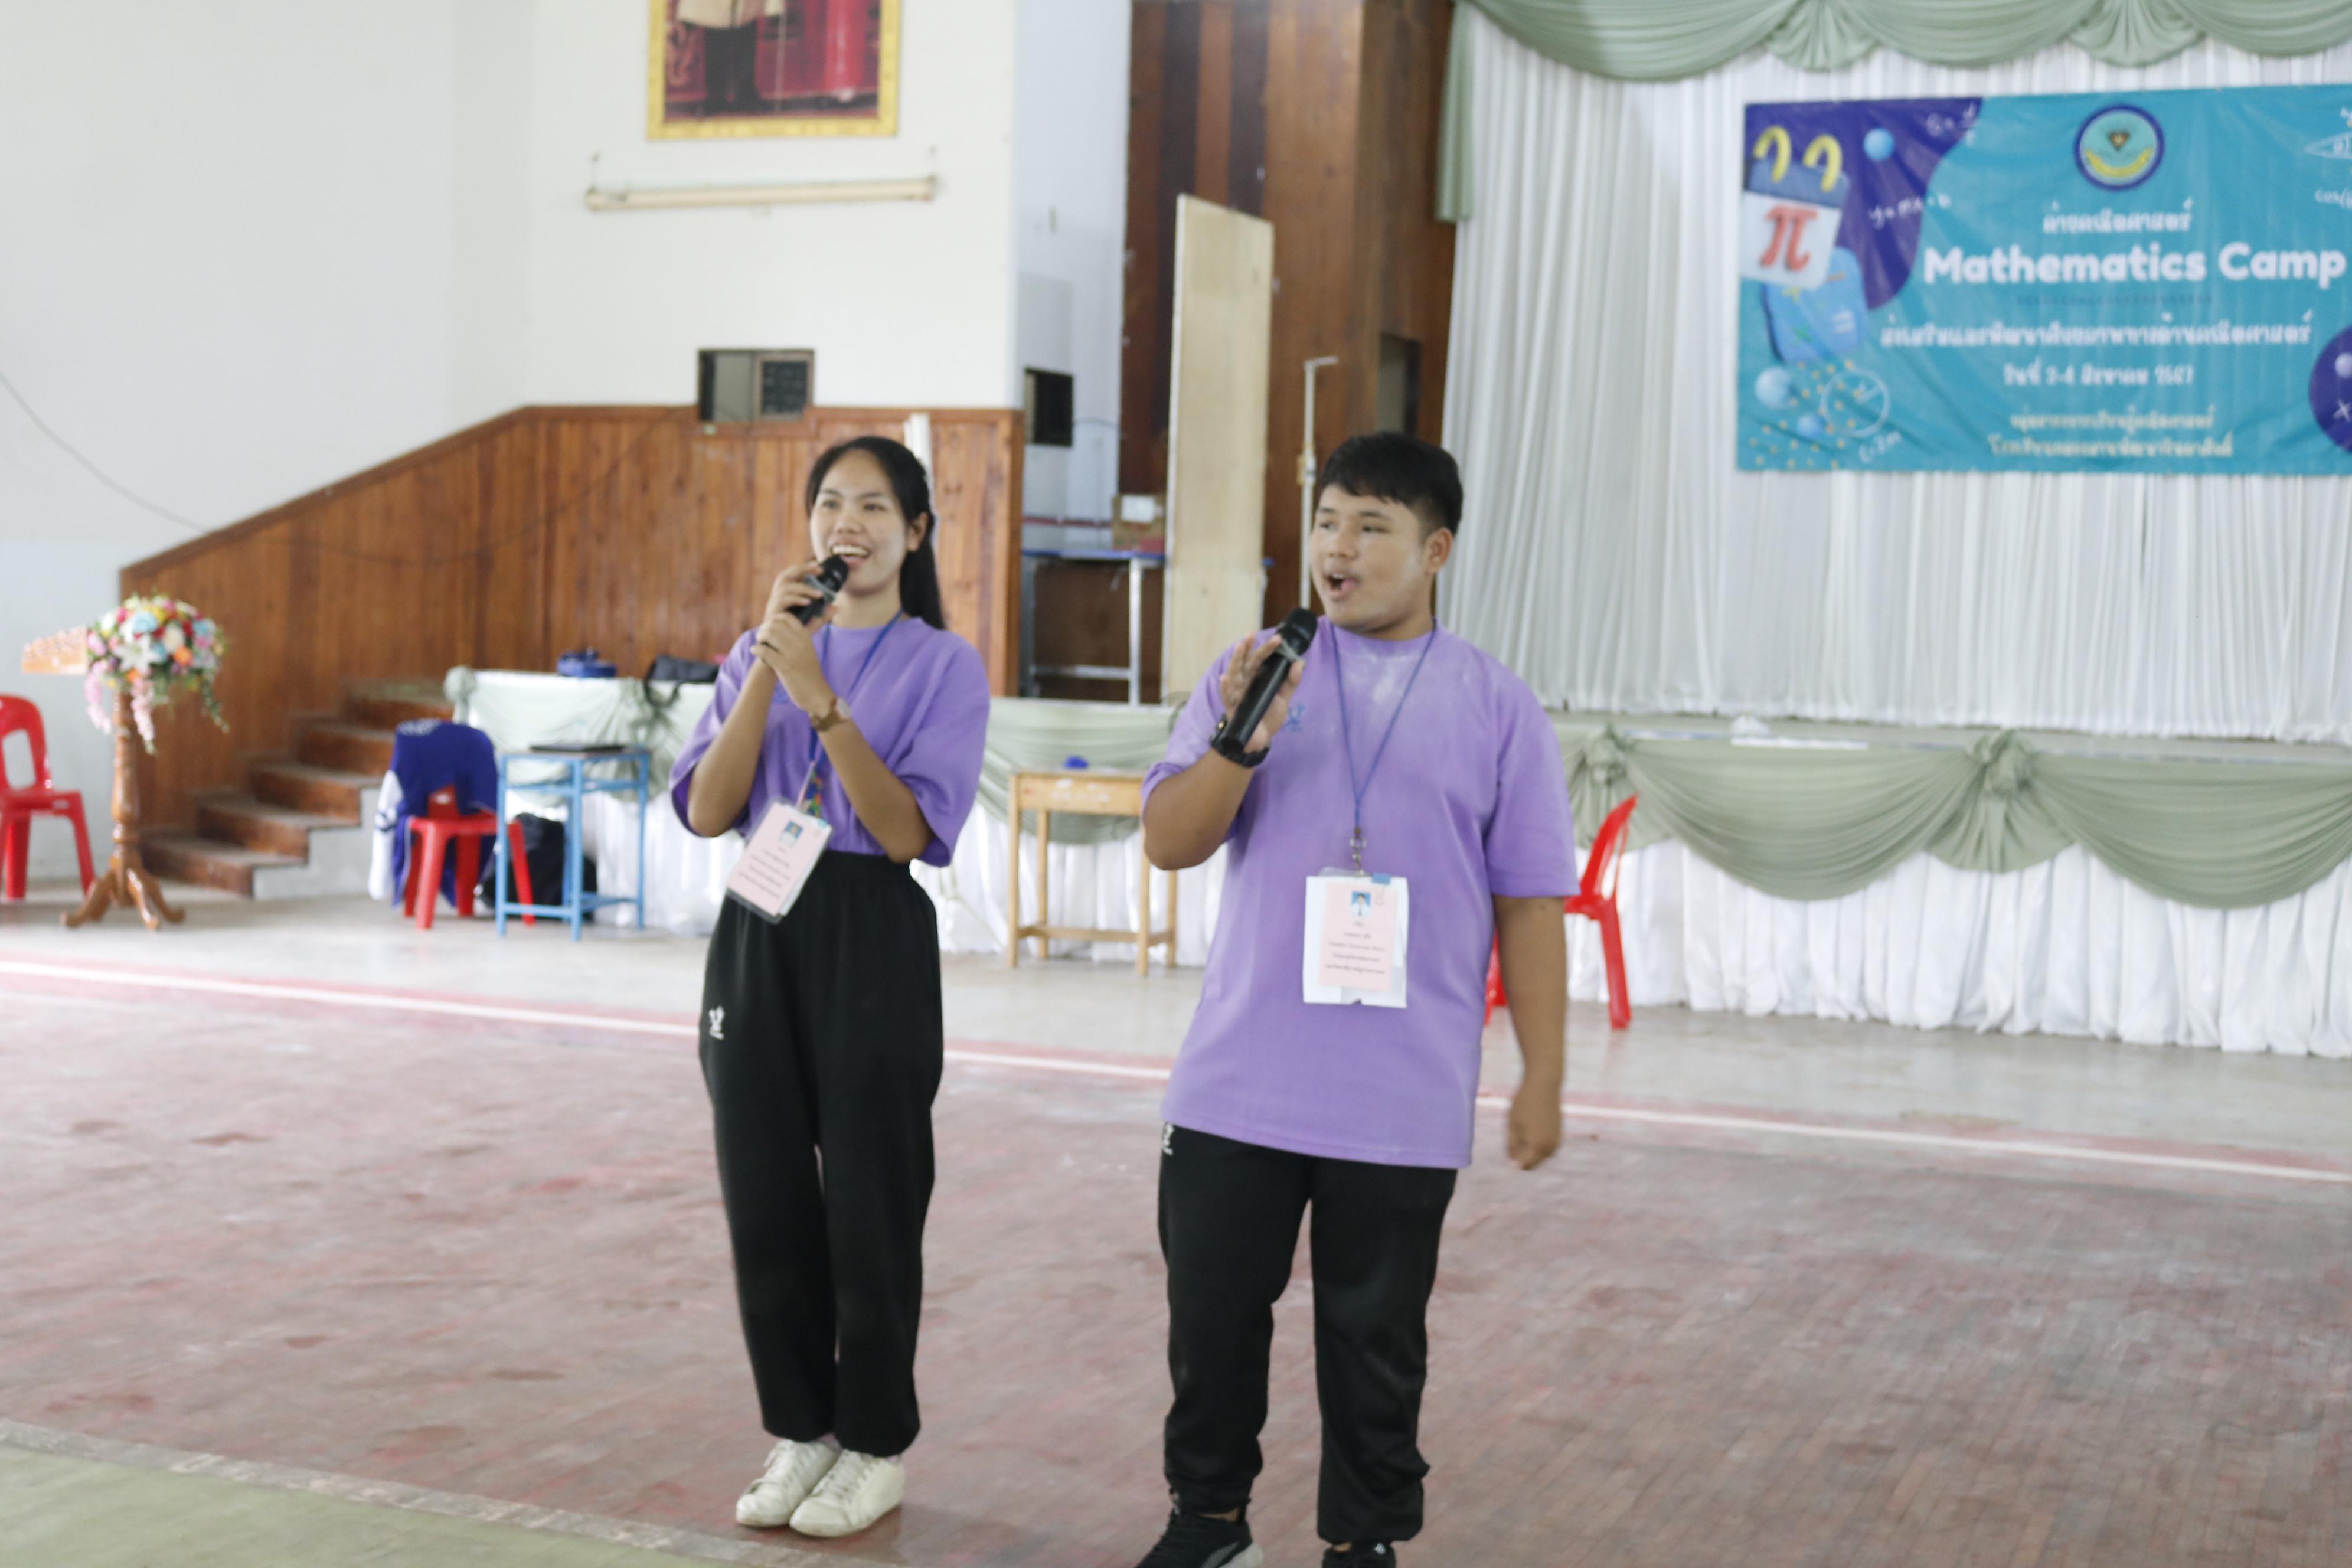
[1012,0,1131,520]
[0,1,533,876]
[0,0,1123,878]
[522,0,1021,409]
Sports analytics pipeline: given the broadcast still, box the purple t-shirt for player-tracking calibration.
[1143,622,1575,1168]
[669,618,990,867]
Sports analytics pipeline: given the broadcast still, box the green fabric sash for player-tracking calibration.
[975,699,2352,910]
[447,672,2352,909]
[1560,721,2352,908]
[972,697,2352,907]
[1439,0,2352,219]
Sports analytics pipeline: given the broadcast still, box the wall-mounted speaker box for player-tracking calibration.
[698,349,816,423]
[1024,367,1074,447]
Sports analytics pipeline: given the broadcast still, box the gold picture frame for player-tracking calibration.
[648,0,900,141]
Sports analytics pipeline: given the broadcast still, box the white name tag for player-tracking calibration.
[1302,873,1409,1008]
[727,800,833,923]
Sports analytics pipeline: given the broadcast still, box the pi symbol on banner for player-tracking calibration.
[1740,126,1847,293]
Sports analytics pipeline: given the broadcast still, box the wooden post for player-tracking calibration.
[1034,808,1053,961]
[64,686,184,932]
[1164,860,1179,971]
[1135,829,1151,976]
[1005,793,1021,968]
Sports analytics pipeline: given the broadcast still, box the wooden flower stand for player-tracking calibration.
[19,631,182,931]
[66,685,184,931]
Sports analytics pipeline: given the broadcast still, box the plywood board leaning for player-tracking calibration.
[1162,194,1275,701]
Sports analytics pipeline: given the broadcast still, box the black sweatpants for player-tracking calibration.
[699,851,942,1458]
[1159,1125,1458,1546]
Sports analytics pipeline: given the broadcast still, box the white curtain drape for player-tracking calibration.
[1574,841,2352,1057]
[1439,14,2352,743]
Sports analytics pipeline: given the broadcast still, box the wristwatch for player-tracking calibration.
[1209,712,1270,768]
[810,694,853,734]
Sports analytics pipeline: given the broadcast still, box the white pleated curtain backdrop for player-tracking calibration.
[1448,19,2352,1055]
[1577,842,2351,1057]
[1439,15,2352,742]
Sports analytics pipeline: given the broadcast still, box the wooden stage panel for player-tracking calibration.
[120,406,1024,832]
[1164,195,1275,700]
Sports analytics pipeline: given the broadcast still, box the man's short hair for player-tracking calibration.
[1317,432,1464,536]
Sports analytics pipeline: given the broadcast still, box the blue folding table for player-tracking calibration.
[494,746,649,940]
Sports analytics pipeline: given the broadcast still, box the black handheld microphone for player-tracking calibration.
[1213,609,1318,765]
[789,556,852,625]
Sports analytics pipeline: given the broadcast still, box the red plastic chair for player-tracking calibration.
[403,786,532,930]
[0,696,94,901]
[1487,793,1639,1031]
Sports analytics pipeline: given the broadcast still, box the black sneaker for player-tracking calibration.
[1322,1546,1397,1567]
[1132,1507,1263,1568]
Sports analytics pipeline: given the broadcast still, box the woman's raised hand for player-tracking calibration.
[753,564,838,714]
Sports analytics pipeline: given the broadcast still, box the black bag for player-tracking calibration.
[479,814,596,907]
[642,655,720,724]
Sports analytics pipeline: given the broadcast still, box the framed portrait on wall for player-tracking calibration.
[649,0,899,139]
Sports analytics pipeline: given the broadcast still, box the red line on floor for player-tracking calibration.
[6,957,2346,1187]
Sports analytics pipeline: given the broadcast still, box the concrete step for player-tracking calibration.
[250,756,375,819]
[141,831,302,898]
[194,792,348,859]
[344,679,452,731]
[297,720,396,776]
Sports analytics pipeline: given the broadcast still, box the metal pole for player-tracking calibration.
[1298,356,1339,609]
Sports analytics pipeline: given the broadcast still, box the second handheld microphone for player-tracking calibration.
[1213,608,1318,766]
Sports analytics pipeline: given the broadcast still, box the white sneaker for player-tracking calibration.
[734,1436,841,1528]
[787,1448,905,1537]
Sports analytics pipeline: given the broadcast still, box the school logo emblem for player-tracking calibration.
[2075,104,2163,190]
[2309,328,2352,455]
[706,1005,726,1039]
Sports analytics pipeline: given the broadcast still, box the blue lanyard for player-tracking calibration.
[797,612,902,811]
[1331,623,1438,873]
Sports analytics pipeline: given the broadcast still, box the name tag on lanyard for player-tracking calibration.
[1304,624,1435,1008]
[728,610,898,920]
[727,800,833,923]
[1302,871,1409,1007]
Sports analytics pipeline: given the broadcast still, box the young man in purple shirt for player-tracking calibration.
[1129,433,1576,1568]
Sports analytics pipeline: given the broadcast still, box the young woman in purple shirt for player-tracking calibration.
[1131,433,1577,1568]
[671,436,990,1541]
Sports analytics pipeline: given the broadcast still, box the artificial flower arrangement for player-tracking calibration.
[84,596,227,752]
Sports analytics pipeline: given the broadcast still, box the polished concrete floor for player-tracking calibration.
[6,882,2347,1161]
[4,882,2349,1566]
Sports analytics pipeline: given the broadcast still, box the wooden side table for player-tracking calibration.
[1006,769,1177,975]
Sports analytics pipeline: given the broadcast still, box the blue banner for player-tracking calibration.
[1737,87,2352,473]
